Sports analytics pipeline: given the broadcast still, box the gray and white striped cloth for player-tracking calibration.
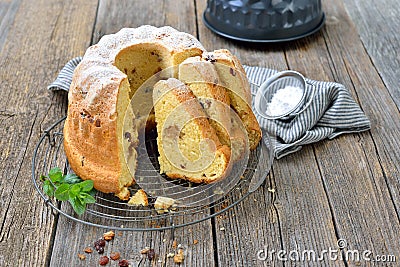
[244,65,371,158]
[48,57,82,91]
[48,57,371,159]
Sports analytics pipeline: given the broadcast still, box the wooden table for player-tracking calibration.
[1,0,399,266]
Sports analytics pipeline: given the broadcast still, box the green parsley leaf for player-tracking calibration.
[79,192,96,204]
[54,183,71,201]
[41,167,97,215]
[63,173,82,184]
[88,188,97,197]
[69,197,86,215]
[40,174,47,182]
[79,180,94,192]
[48,167,63,184]
[43,180,55,197]
[69,184,81,199]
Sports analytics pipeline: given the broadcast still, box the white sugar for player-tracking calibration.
[266,86,303,116]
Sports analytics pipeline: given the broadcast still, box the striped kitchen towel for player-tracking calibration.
[244,65,371,158]
[48,57,82,92]
[48,57,371,159]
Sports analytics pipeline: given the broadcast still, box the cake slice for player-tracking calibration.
[203,49,262,150]
[179,56,248,161]
[153,78,231,183]
[64,73,138,200]
[178,56,231,146]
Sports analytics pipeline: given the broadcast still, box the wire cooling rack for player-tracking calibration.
[32,117,272,231]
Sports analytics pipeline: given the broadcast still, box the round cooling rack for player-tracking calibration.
[32,117,273,231]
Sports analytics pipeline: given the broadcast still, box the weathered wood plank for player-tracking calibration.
[50,208,215,266]
[0,0,98,266]
[92,0,198,44]
[1,0,399,266]
[284,0,400,264]
[49,1,216,266]
[342,0,400,110]
[338,0,400,234]
[196,1,345,266]
[0,0,23,53]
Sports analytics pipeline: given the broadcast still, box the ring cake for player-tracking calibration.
[64,25,261,200]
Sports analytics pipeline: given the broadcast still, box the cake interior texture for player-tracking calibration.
[205,49,262,150]
[153,78,231,183]
[114,43,203,97]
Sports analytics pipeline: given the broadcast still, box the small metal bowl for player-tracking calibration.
[254,71,315,119]
[203,0,325,42]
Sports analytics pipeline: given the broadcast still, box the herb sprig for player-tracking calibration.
[41,167,96,215]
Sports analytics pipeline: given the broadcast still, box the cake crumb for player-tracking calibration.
[154,197,175,214]
[128,189,148,206]
[84,247,93,253]
[77,253,86,260]
[193,239,199,245]
[140,247,150,254]
[172,240,177,248]
[103,230,115,241]
[173,249,184,264]
[110,252,120,260]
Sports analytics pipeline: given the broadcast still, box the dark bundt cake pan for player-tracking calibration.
[203,0,325,42]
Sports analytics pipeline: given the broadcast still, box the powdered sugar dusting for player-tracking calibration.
[266,86,303,116]
[70,25,206,114]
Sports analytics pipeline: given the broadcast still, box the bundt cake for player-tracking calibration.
[64,25,261,200]
[153,78,231,183]
[64,26,205,199]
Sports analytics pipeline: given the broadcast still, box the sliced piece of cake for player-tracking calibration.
[204,49,262,150]
[178,56,231,146]
[153,78,231,183]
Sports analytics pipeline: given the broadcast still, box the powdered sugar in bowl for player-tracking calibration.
[254,71,315,120]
